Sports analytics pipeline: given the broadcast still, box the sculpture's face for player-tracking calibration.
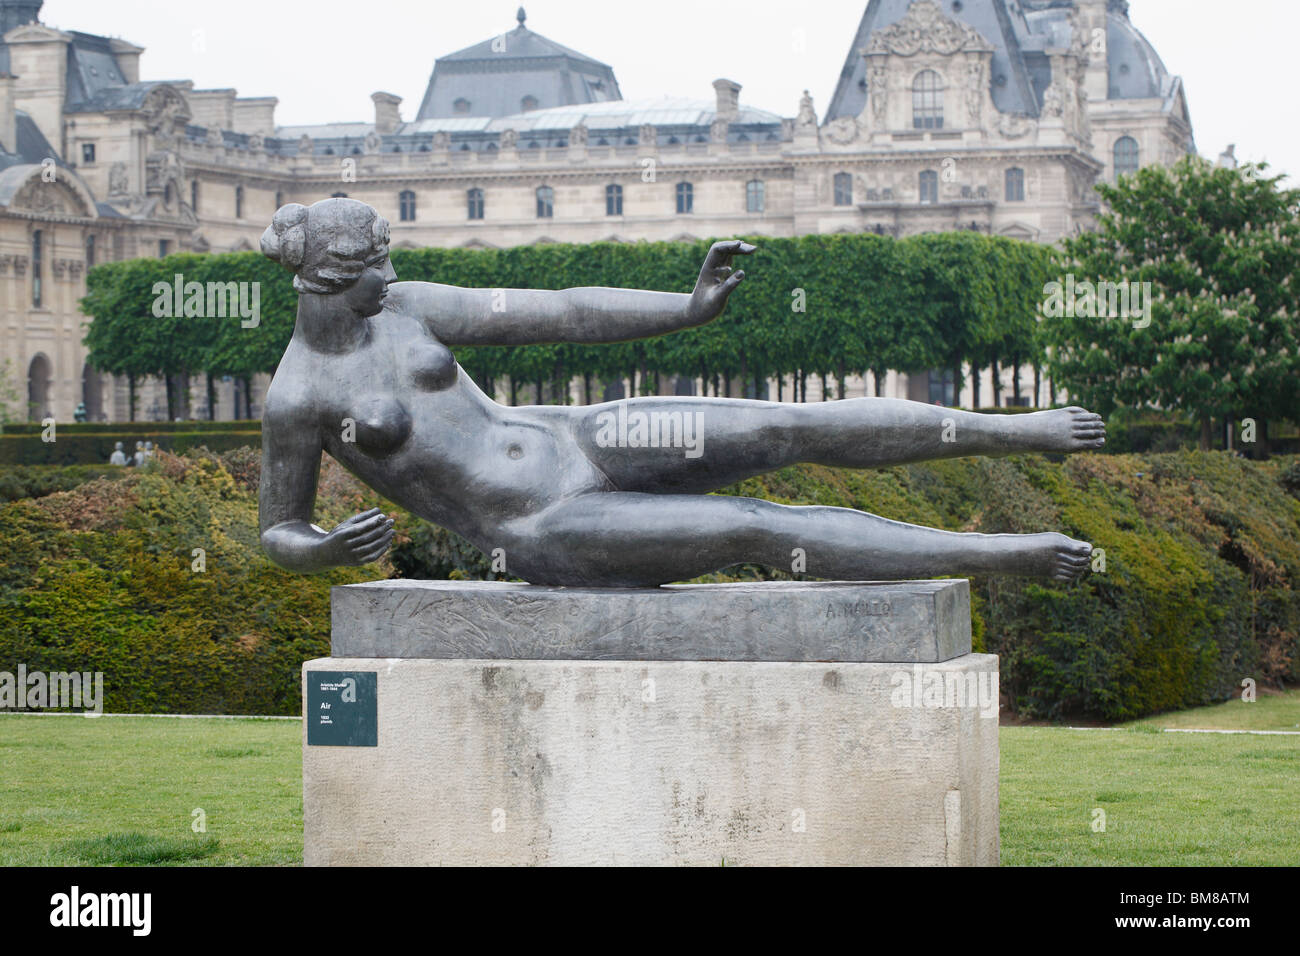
[340,252,397,318]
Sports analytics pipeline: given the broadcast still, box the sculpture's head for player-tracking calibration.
[260,198,395,317]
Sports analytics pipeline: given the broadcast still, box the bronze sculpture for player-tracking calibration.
[259,198,1102,587]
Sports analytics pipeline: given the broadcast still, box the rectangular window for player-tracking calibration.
[919,170,939,205]
[85,234,95,269]
[81,143,96,164]
[31,230,41,307]
[746,180,765,214]
[159,239,170,258]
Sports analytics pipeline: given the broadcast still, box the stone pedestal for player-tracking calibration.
[303,580,999,866]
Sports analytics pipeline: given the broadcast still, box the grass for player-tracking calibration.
[0,697,1295,866]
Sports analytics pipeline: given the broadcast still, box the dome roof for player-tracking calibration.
[1023,4,1173,100]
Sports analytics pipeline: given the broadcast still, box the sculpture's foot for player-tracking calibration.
[1007,532,1094,582]
[1015,406,1106,453]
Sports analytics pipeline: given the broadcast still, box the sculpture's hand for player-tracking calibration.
[323,507,395,567]
[687,240,756,324]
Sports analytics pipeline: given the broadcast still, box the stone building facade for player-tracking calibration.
[0,0,1195,421]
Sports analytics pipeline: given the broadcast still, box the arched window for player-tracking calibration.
[918,169,939,205]
[746,179,765,213]
[399,189,416,222]
[521,95,538,112]
[536,185,554,219]
[605,184,623,216]
[1114,136,1139,181]
[1005,167,1025,202]
[833,172,853,206]
[676,182,694,214]
[31,229,41,307]
[235,185,244,218]
[453,98,471,115]
[912,70,944,129]
[467,188,485,220]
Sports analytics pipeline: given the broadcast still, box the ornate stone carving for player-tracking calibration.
[640,123,658,146]
[13,181,69,214]
[13,255,28,276]
[868,62,889,125]
[432,131,450,150]
[68,260,84,280]
[569,123,587,146]
[142,86,190,142]
[824,116,860,146]
[248,132,265,152]
[500,128,518,149]
[709,118,728,143]
[965,60,985,125]
[796,90,817,128]
[0,254,11,276]
[866,0,995,56]
[206,126,225,147]
[297,134,313,155]
[998,112,1037,139]
[364,129,382,154]
[51,258,67,279]
[108,162,129,196]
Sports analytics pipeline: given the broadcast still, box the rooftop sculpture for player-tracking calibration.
[259,198,1102,587]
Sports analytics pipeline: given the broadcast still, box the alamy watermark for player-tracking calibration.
[594,399,704,459]
[151,273,260,328]
[1,665,103,715]
[890,664,998,718]
[1042,274,1152,329]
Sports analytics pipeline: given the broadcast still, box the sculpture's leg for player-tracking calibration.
[503,492,1093,587]
[564,397,1105,494]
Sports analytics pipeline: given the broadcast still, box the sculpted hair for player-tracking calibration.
[260,198,391,294]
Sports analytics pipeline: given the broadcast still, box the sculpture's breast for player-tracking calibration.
[408,340,458,392]
[345,395,412,458]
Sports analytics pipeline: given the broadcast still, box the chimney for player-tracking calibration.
[372,92,403,135]
[713,78,741,122]
[108,38,144,84]
[0,73,15,153]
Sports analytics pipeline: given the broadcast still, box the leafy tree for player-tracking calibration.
[1043,155,1300,447]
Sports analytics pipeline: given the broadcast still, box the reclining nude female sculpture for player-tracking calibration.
[259,198,1103,587]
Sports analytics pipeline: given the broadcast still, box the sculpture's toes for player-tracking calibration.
[1064,406,1106,450]
[1050,536,1095,582]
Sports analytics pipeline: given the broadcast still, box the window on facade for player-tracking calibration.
[159,239,170,258]
[191,179,199,212]
[1114,136,1139,181]
[31,230,41,307]
[235,185,244,218]
[676,182,694,214]
[467,188,484,220]
[453,98,471,115]
[399,189,416,222]
[605,184,623,216]
[521,95,538,112]
[833,172,853,206]
[918,169,939,205]
[81,143,95,164]
[536,185,554,219]
[746,179,765,213]
[331,192,348,198]
[1005,167,1025,202]
[85,234,95,270]
[912,70,944,129]
[927,369,956,406]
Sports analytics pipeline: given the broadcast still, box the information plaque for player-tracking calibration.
[307,671,377,747]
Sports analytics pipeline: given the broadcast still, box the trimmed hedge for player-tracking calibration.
[0,420,261,436]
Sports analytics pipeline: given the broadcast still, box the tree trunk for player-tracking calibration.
[777,374,784,402]
[873,369,885,398]
[1199,417,1211,450]
[582,372,592,406]
[128,373,137,422]
[837,362,847,401]
[509,377,518,406]
[971,365,981,409]
[243,378,253,419]
[990,360,1001,408]
[1033,366,1041,409]
[1012,362,1022,406]
[206,372,216,421]
[164,374,176,421]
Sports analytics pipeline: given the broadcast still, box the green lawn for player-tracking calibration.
[1,703,1295,866]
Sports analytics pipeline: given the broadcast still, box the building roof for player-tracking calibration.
[827,0,1184,123]
[415,8,623,120]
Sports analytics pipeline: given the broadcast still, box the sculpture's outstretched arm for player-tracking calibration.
[401,240,756,346]
[258,405,393,572]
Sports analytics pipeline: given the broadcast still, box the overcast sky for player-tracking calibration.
[40,0,1299,180]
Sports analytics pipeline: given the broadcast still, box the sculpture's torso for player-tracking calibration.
[265,292,608,544]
